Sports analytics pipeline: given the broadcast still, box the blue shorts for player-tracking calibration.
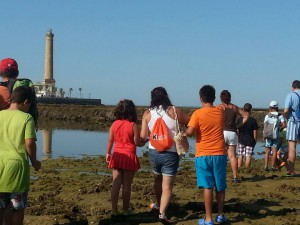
[149,149,179,176]
[286,120,300,142]
[0,192,28,210]
[265,139,278,148]
[195,155,227,192]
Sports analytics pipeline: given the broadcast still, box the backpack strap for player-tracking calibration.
[289,92,300,121]
[172,106,181,133]
[6,79,17,94]
[292,92,300,111]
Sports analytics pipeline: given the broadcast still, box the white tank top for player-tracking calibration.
[148,105,176,152]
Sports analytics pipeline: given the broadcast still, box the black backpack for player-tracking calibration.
[0,78,38,126]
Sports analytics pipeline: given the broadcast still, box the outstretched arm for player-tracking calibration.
[133,124,147,147]
[140,110,150,141]
[185,126,195,137]
[176,108,190,125]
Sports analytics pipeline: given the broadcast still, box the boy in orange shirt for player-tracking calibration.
[186,85,227,225]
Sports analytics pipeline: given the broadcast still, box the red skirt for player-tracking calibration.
[108,152,140,171]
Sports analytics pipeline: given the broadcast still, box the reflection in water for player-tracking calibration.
[43,128,53,159]
[37,127,113,160]
[38,119,111,160]
[37,120,300,160]
[38,127,270,160]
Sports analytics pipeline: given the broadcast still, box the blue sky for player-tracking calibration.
[1,0,300,108]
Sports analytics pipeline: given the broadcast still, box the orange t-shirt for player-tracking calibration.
[188,107,226,157]
[0,86,11,110]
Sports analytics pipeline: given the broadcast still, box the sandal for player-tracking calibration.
[159,214,171,225]
[150,203,160,211]
[284,171,296,177]
[198,218,214,225]
[216,214,227,223]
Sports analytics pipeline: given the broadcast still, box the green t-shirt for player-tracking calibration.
[0,110,36,192]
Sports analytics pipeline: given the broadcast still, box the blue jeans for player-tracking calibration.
[149,149,179,176]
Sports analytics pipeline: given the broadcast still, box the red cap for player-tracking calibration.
[0,58,18,72]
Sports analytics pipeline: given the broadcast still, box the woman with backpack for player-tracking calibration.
[140,87,190,224]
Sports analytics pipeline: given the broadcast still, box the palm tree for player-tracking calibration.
[69,88,73,98]
[79,88,82,98]
[59,88,64,98]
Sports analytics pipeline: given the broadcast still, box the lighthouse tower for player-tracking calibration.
[44,29,55,86]
[35,29,59,97]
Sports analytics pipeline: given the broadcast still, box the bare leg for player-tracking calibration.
[228,145,238,178]
[2,208,12,225]
[1,208,24,225]
[159,175,176,216]
[245,156,252,171]
[203,188,213,222]
[287,141,296,173]
[153,174,162,205]
[122,170,135,211]
[216,190,225,215]
[271,146,277,169]
[10,209,25,225]
[238,155,243,168]
[264,147,271,169]
[0,208,4,225]
[111,169,123,213]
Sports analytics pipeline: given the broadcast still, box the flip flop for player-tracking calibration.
[198,218,214,225]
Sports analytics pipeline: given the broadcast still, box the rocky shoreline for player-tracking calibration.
[25,155,300,225]
[37,104,268,129]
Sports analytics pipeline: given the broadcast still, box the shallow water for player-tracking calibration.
[35,128,295,160]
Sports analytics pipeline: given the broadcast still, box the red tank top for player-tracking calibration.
[112,120,136,153]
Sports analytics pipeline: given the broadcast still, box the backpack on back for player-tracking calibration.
[1,78,38,126]
[263,113,279,139]
[150,116,173,151]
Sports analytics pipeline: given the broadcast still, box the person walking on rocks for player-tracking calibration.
[185,85,228,225]
[140,87,190,224]
[0,86,41,225]
[283,80,300,176]
[106,99,147,216]
[263,101,285,172]
[237,103,258,172]
[217,90,241,183]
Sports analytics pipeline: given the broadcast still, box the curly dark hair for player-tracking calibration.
[150,87,172,111]
[114,99,137,122]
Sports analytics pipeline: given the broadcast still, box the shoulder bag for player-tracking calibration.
[173,106,189,155]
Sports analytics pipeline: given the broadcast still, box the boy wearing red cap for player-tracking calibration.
[0,58,19,110]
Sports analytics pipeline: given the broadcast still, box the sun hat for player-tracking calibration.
[0,58,18,72]
[269,100,278,107]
